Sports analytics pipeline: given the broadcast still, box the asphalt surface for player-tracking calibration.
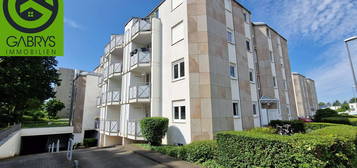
[0,146,168,168]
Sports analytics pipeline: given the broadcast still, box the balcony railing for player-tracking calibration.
[131,18,151,37]
[107,91,120,104]
[109,63,122,75]
[100,120,120,134]
[104,35,124,55]
[101,93,107,105]
[130,49,151,67]
[127,120,142,137]
[129,84,150,100]
[96,96,101,106]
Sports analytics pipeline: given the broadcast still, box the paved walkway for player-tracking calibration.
[0,145,200,168]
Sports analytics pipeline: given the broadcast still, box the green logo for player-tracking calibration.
[0,0,63,56]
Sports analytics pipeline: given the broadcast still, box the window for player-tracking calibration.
[172,0,183,10]
[233,102,240,117]
[243,13,249,23]
[172,21,184,44]
[172,59,185,80]
[253,103,257,115]
[227,30,234,43]
[173,101,186,121]
[273,77,277,87]
[249,69,254,82]
[270,51,274,62]
[246,40,251,51]
[230,64,237,78]
[266,28,271,38]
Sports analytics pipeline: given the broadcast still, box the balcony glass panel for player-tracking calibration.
[131,19,151,37]
[130,49,151,67]
[129,84,150,99]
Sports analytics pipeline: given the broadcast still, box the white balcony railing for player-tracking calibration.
[127,120,142,137]
[107,91,120,104]
[109,63,122,75]
[130,50,151,67]
[131,18,151,37]
[101,120,120,134]
[104,35,124,55]
[129,84,150,100]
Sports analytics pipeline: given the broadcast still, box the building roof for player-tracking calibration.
[253,22,287,41]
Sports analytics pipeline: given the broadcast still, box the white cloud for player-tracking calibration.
[64,18,83,30]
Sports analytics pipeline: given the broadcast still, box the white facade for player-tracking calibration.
[96,0,297,146]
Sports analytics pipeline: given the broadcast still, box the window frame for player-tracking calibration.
[233,101,241,118]
[249,69,255,83]
[229,63,237,79]
[246,40,251,52]
[172,59,185,81]
[273,76,277,88]
[227,29,235,44]
[252,103,258,116]
[173,101,186,123]
[171,21,184,45]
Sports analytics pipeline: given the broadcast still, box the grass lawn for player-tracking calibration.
[21,116,70,128]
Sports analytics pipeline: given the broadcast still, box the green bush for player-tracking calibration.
[314,108,338,121]
[321,117,357,126]
[305,122,342,131]
[142,140,217,164]
[269,120,305,133]
[140,117,169,146]
[216,126,357,168]
[83,138,97,147]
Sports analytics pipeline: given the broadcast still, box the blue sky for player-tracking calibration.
[59,0,357,103]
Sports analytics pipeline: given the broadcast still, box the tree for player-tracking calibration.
[337,101,350,112]
[332,100,341,106]
[0,57,60,123]
[319,102,326,107]
[45,99,65,119]
[350,97,357,103]
[313,108,338,121]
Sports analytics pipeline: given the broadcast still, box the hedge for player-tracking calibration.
[321,117,357,126]
[140,117,169,146]
[216,126,357,168]
[305,122,342,131]
[314,108,338,121]
[269,120,305,133]
[141,140,217,163]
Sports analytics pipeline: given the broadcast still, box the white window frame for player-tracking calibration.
[173,100,186,122]
[171,21,184,45]
[172,59,185,81]
[233,101,241,118]
[249,69,255,83]
[227,29,234,44]
[229,64,237,79]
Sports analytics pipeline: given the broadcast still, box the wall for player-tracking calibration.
[83,75,100,131]
[55,68,75,118]
[0,131,21,159]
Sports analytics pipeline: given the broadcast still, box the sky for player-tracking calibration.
[59,0,357,103]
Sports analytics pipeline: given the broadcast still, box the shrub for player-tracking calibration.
[314,108,338,121]
[321,117,357,126]
[305,122,342,131]
[140,117,169,146]
[44,99,65,119]
[216,126,357,168]
[269,120,305,133]
[83,138,97,147]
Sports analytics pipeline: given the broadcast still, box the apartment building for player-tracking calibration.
[96,0,297,146]
[292,73,319,118]
[55,68,75,118]
[253,23,298,125]
[71,71,101,144]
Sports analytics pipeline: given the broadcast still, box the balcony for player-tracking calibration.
[98,76,104,86]
[96,96,101,107]
[100,120,120,136]
[106,91,121,105]
[103,67,109,81]
[131,18,151,45]
[104,35,124,56]
[130,48,151,72]
[129,84,150,103]
[108,63,123,78]
[127,120,143,140]
[101,93,107,106]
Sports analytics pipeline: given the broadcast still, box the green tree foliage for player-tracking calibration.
[350,97,357,103]
[318,102,326,106]
[140,117,169,146]
[313,108,338,121]
[337,101,350,112]
[332,100,341,106]
[0,57,60,123]
[44,99,65,119]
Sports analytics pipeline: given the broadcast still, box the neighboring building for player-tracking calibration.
[329,106,341,111]
[253,23,298,125]
[292,73,319,118]
[54,68,75,118]
[71,71,101,144]
[96,0,297,146]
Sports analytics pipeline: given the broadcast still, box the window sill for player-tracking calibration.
[172,120,186,124]
[172,77,185,83]
[250,81,255,84]
[230,77,238,80]
[233,116,241,119]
